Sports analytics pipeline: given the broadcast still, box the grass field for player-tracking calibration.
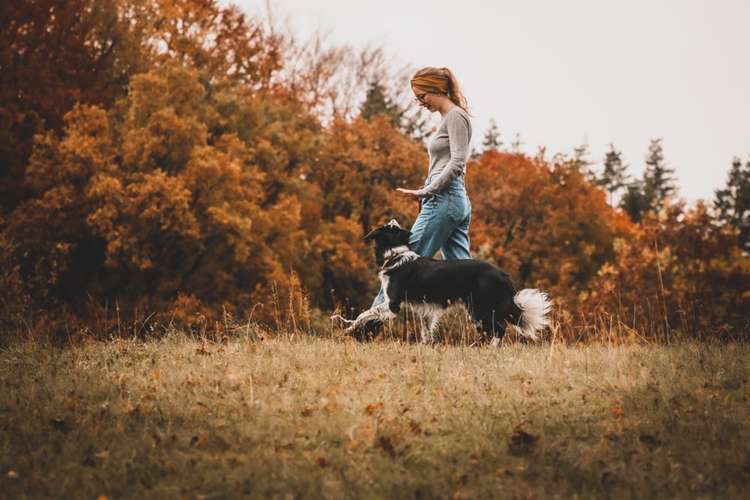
[1,332,749,499]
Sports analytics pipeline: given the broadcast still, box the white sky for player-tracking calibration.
[233,0,750,202]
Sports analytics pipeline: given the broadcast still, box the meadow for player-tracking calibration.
[2,330,748,499]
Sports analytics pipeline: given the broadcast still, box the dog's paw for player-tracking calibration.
[351,318,384,342]
[419,332,435,345]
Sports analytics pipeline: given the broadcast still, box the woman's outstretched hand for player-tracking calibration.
[396,187,422,197]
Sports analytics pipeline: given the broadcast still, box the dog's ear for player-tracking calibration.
[363,226,381,241]
[397,228,412,246]
[363,219,403,242]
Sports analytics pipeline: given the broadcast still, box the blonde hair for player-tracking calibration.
[411,66,470,114]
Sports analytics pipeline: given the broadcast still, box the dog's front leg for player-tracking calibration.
[343,303,396,337]
[330,314,356,328]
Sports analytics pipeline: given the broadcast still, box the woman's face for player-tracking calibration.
[413,89,434,112]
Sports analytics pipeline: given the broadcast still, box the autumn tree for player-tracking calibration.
[0,0,282,216]
[138,0,283,91]
[0,0,150,213]
[588,202,750,338]
[4,61,321,324]
[466,151,633,303]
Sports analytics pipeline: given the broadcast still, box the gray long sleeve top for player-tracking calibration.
[415,106,473,197]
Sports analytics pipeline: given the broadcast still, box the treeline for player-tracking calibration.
[1,0,748,340]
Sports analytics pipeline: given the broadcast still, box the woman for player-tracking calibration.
[372,66,473,307]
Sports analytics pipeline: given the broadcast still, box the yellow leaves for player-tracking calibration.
[127,65,206,126]
[26,105,116,192]
[131,171,195,231]
[86,168,200,271]
[468,152,632,305]
[121,65,211,172]
[123,106,208,171]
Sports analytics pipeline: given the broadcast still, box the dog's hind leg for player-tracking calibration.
[422,308,444,344]
[472,303,507,345]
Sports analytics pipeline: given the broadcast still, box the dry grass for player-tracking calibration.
[1,332,749,499]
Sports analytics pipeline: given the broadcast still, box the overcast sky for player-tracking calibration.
[233,0,750,202]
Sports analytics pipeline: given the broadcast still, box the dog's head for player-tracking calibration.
[363,219,412,266]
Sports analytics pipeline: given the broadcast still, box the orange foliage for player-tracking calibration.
[586,202,750,338]
[467,151,634,300]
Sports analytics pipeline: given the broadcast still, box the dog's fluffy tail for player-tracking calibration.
[513,289,551,341]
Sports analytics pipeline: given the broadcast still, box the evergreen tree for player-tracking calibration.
[714,156,750,251]
[481,119,502,152]
[642,137,677,209]
[359,78,403,128]
[620,180,650,223]
[618,138,678,222]
[511,133,524,153]
[597,143,629,205]
[571,141,595,181]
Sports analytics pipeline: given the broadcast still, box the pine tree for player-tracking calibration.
[714,156,750,251]
[619,180,650,223]
[597,143,629,205]
[642,138,677,210]
[481,119,502,152]
[511,133,524,153]
[359,79,403,128]
[571,141,595,181]
[618,138,678,222]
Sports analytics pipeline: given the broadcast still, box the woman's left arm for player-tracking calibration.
[413,110,470,198]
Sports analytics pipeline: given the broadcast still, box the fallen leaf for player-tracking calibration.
[365,402,384,415]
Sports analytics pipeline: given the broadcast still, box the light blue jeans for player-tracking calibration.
[372,177,472,307]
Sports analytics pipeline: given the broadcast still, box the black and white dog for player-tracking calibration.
[332,220,551,344]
